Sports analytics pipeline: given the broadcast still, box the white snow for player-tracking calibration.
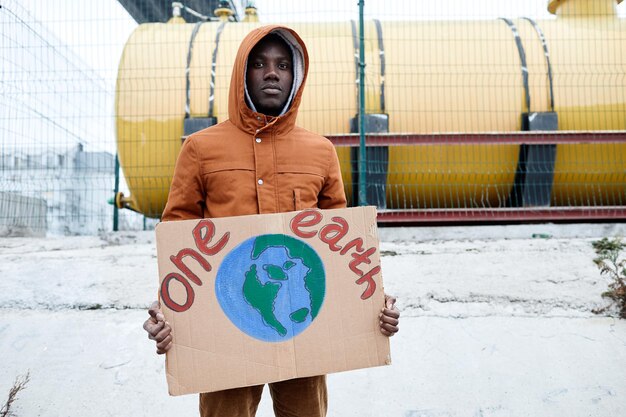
[1,223,625,417]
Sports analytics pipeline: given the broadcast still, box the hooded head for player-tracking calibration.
[245,33,294,117]
[228,26,308,134]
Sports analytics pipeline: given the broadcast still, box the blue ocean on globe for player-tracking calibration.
[215,234,326,342]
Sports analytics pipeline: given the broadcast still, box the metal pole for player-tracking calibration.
[358,0,367,206]
[113,153,120,231]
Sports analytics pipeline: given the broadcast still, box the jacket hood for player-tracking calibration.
[228,25,309,135]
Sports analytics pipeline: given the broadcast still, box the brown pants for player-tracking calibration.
[199,376,327,417]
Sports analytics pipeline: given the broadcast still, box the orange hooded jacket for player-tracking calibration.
[162,25,347,222]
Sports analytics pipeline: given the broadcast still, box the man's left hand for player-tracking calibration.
[379,294,400,337]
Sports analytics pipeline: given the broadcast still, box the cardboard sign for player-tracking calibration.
[155,206,390,396]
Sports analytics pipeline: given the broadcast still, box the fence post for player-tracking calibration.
[113,153,120,231]
[358,0,367,206]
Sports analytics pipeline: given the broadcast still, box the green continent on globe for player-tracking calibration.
[251,234,325,319]
[263,264,288,280]
[290,308,309,323]
[243,264,286,336]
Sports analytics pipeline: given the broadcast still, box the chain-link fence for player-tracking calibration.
[2,0,625,235]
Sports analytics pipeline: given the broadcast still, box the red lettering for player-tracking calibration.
[349,247,377,275]
[355,266,380,300]
[170,248,210,286]
[163,221,231,313]
[193,219,230,256]
[290,210,323,238]
[340,238,364,255]
[160,272,195,312]
[289,209,382,302]
[318,216,349,252]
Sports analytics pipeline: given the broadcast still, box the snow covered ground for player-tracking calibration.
[1,223,625,417]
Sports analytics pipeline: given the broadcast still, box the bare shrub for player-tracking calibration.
[0,371,30,417]
[592,237,626,319]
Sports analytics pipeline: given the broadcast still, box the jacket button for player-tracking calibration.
[258,179,264,185]
[255,138,262,143]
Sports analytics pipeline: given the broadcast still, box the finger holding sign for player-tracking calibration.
[143,300,173,355]
[148,300,165,321]
[156,331,173,354]
[379,294,400,337]
[143,301,162,336]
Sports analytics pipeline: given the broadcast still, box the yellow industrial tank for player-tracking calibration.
[115,0,626,217]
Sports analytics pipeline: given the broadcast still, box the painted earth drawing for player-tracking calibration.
[215,234,326,342]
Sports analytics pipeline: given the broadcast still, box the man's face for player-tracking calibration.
[246,36,294,117]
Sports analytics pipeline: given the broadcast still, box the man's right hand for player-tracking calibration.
[143,300,173,354]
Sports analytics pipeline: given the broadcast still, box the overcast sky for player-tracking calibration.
[12,0,626,85]
[4,0,624,155]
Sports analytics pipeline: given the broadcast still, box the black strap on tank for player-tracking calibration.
[208,21,227,119]
[522,17,555,111]
[185,21,207,119]
[499,18,531,113]
[350,20,360,111]
[373,19,386,113]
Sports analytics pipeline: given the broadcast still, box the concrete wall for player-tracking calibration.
[0,192,47,237]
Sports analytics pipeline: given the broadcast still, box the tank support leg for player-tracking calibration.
[350,114,389,209]
[507,112,559,207]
